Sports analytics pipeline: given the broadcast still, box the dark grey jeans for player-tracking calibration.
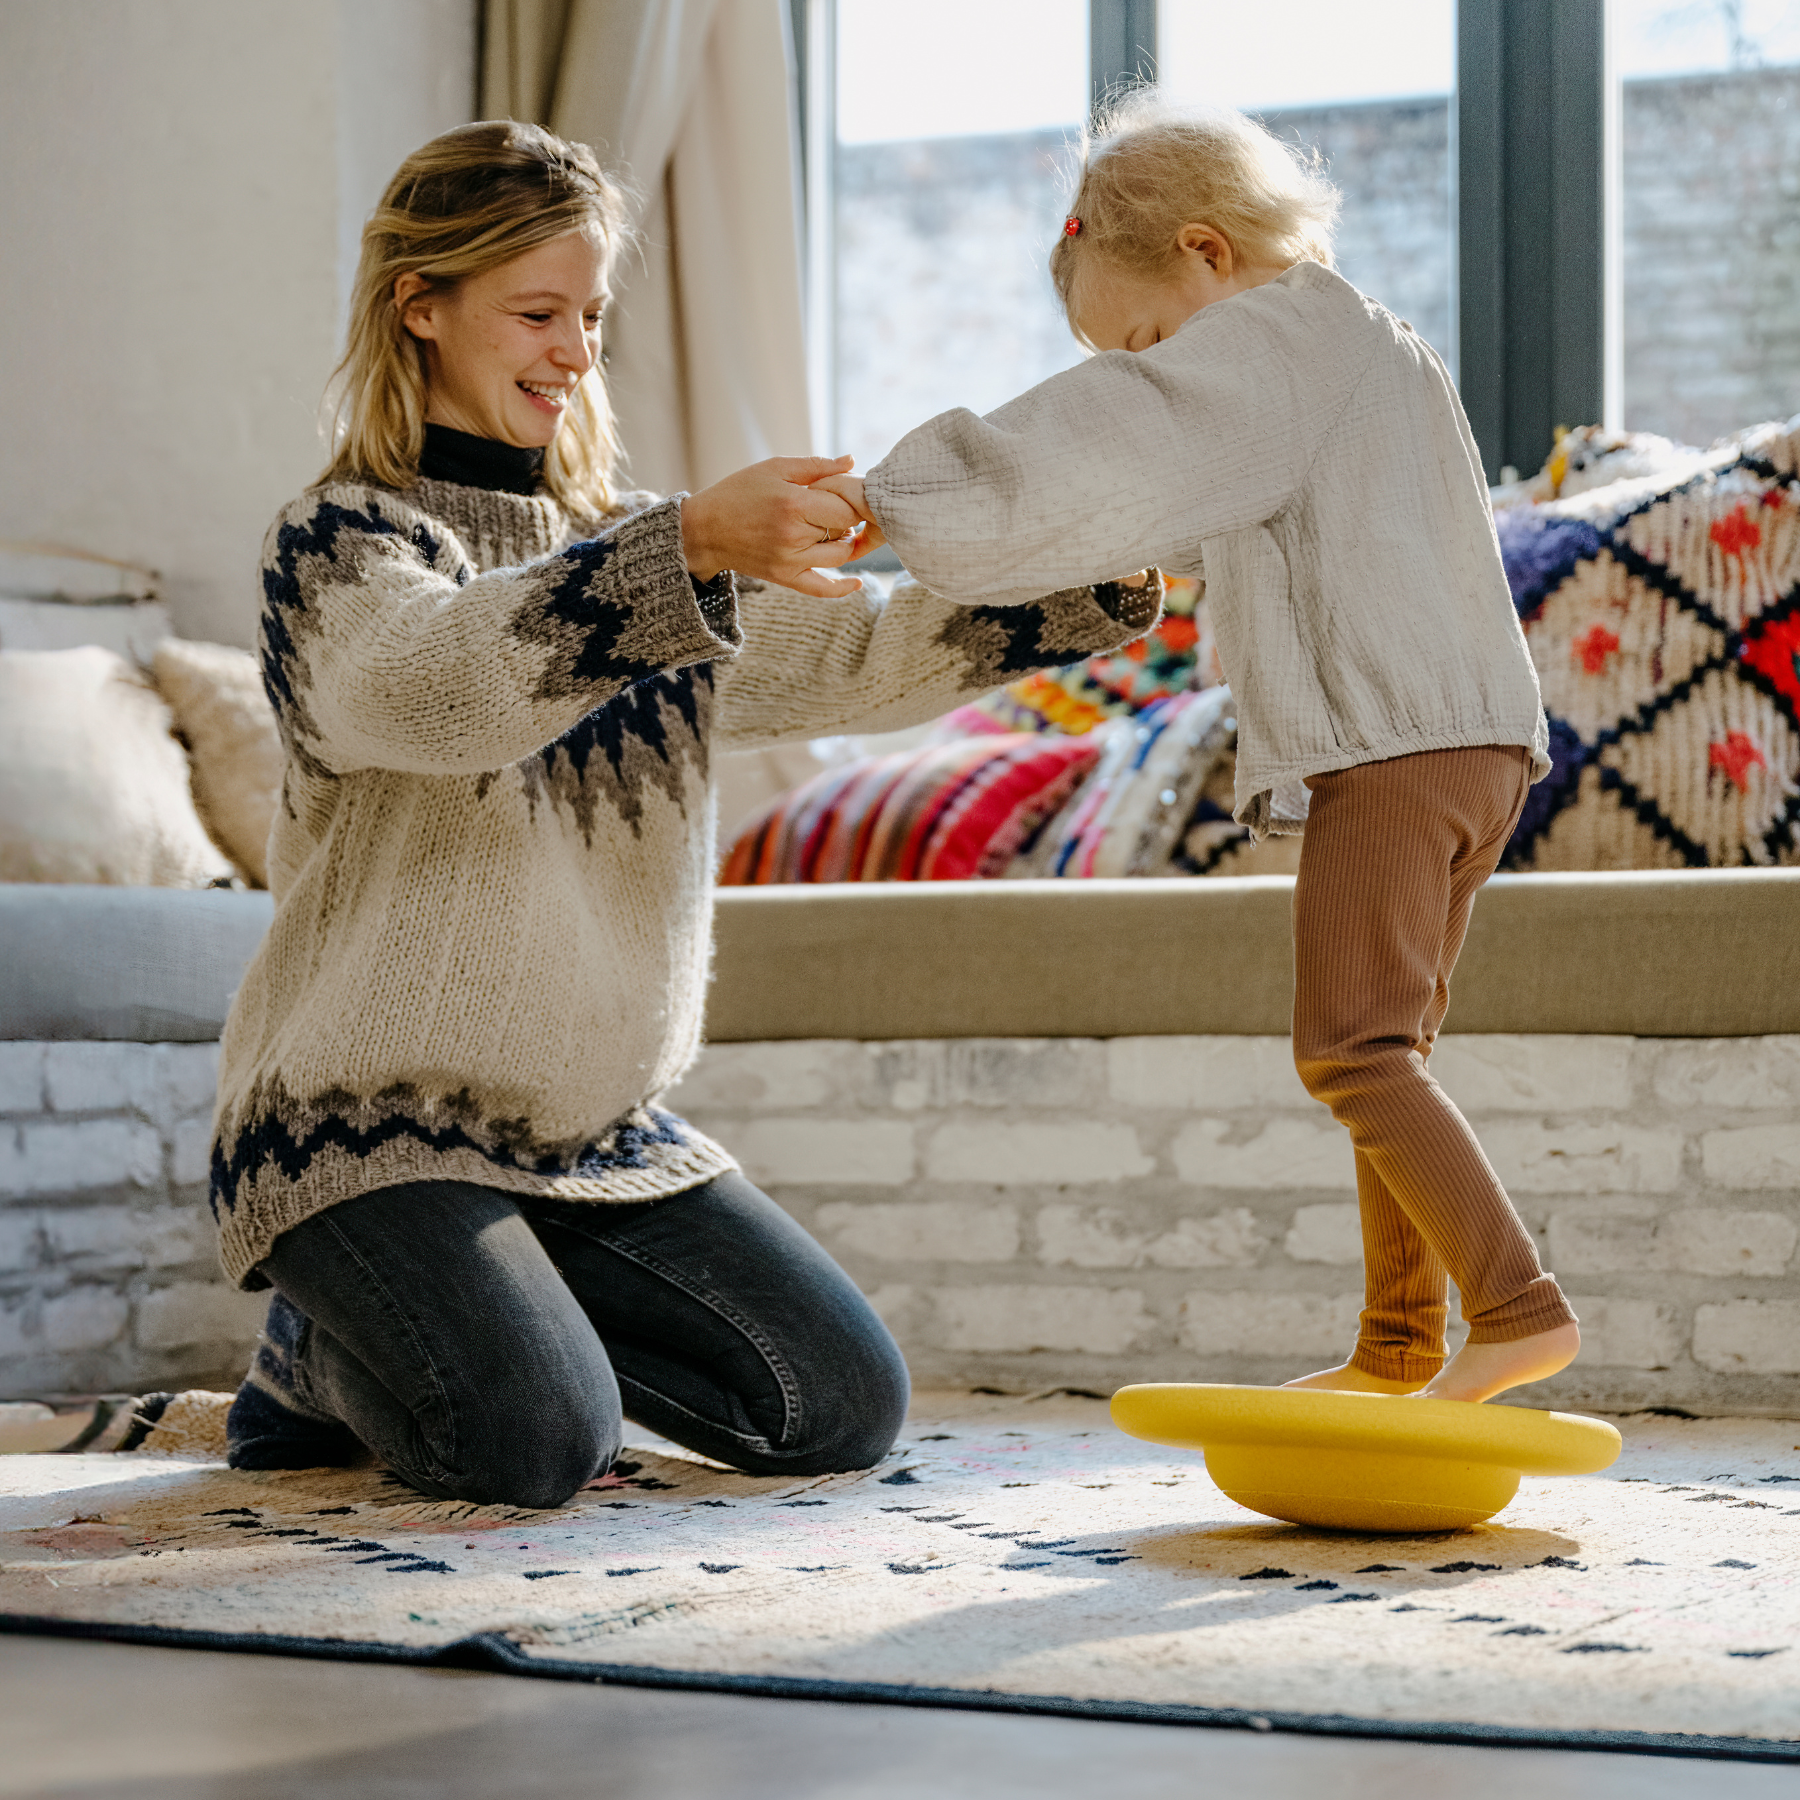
[250,1172,910,1509]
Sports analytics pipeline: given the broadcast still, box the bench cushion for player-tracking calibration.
[6,871,1796,1045]
[0,884,274,1041]
[705,870,1800,1040]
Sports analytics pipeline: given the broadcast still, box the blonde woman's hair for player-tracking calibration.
[322,119,633,508]
[1050,90,1340,329]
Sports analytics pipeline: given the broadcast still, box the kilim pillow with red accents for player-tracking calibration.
[1497,418,1800,870]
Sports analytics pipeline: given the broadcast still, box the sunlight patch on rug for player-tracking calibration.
[2,1393,1797,1745]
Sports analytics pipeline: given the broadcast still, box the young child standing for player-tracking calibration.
[831,96,1579,1403]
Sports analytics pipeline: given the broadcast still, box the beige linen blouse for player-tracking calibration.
[864,260,1550,835]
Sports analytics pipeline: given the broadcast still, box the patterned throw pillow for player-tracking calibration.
[1498,419,1800,870]
[974,577,1220,735]
[719,733,1102,884]
[1012,688,1236,877]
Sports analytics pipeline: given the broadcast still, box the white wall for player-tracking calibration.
[0,0,477,649]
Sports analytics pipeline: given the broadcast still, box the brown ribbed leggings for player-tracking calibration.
[1292,745,1575,1382]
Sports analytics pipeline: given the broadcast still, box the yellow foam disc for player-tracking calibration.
[1111,1383,1621,1532]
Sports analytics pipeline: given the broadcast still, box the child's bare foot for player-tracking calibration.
[1416,1322,1580,1403]
[1283,1363,1429,1395]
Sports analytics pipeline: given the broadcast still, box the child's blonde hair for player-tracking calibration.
[322,120,634,509]
[1050,91,1340,328]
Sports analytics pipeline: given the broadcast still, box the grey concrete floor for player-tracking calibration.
[0,1636,1791,1799]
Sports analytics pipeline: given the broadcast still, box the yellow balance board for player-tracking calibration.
[1111,1384,1621,1532]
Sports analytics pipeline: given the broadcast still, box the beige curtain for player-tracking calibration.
[482,0,814,496]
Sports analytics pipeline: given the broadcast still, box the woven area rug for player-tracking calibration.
[3,1392,1798,1762]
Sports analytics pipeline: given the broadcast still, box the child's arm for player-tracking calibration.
[861,299,1353,606]
[813,472,1150,595]
[809,473,888,557]
[710,567,1160,752]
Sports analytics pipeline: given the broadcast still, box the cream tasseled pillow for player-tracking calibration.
[0,646,236,887]
[151,639,282,888]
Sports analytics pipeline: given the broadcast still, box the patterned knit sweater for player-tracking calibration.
[210,475,1157,1287]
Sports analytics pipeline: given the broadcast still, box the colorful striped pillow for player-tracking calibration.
[720,733,1102,884]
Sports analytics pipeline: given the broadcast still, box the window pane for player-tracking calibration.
[832,0,1088,473]
[1156,1,1456,371]
[1617,0,1800,444]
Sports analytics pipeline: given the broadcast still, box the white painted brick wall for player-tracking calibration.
[1180,1291,1365,1359]
[925,1121,1153,1186]
[933,1285,1154,1355]
[666,1032,1800,1413]
[1700,1124,1800,1190]
[732,1119,915,1187]
[11,1030,1800,1412]
[2,1119,162,1197]
[0,1045,45,1114]
[1549,1203,1797,1277]
[1172,1116,1355,1191]
[815,1200,1020,1263]
[1109,1037,1314,1112]
[135,1282,267,1353]
[1692,1301,1800,1376]
[1139,1208,1266,1269]
[1429,1037,1636,1113]
[1,1040,254,1398]
[1480,1121,1685,1194]
[1566,1296,1687,1370]
[1655,1041,1800,1111]
[41,1288,130,1355]
[1036,1203,1265,1269]
[1284,1203,1364,1265]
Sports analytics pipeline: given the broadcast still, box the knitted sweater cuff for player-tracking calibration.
[1093,569,1164,632]
[588,497,744,661]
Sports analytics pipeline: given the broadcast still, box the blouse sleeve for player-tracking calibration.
[862,277,1370,606]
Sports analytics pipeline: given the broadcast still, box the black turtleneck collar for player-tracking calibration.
[419,423,545,496]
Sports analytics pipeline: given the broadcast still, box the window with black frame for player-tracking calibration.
[800,2,1796,490]
[1157,0,1459,374]
[822,0,1091,476]
[806,0,1460,477]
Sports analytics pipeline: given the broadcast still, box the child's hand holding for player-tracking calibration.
[681,455,873,598]
[811,473,887,558]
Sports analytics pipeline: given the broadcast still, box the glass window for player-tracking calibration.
[829,0,1089,474]
[1616,0,1800,444]
[1157,1,1457,372]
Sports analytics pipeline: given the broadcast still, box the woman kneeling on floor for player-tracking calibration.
[212,121,1158,1508]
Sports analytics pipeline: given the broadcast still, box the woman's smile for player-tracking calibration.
[399,228,609,448]
[518,378,576,416]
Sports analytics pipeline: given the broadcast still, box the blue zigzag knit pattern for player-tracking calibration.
[209,473,1156,1288]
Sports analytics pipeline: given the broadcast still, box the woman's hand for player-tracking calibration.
[682,455,873,599]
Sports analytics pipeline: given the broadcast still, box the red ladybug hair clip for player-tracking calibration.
[1063,216,1082,237]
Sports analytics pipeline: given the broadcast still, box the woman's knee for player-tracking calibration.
[404,1367,622,1510]
[767,1325,912,1477]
